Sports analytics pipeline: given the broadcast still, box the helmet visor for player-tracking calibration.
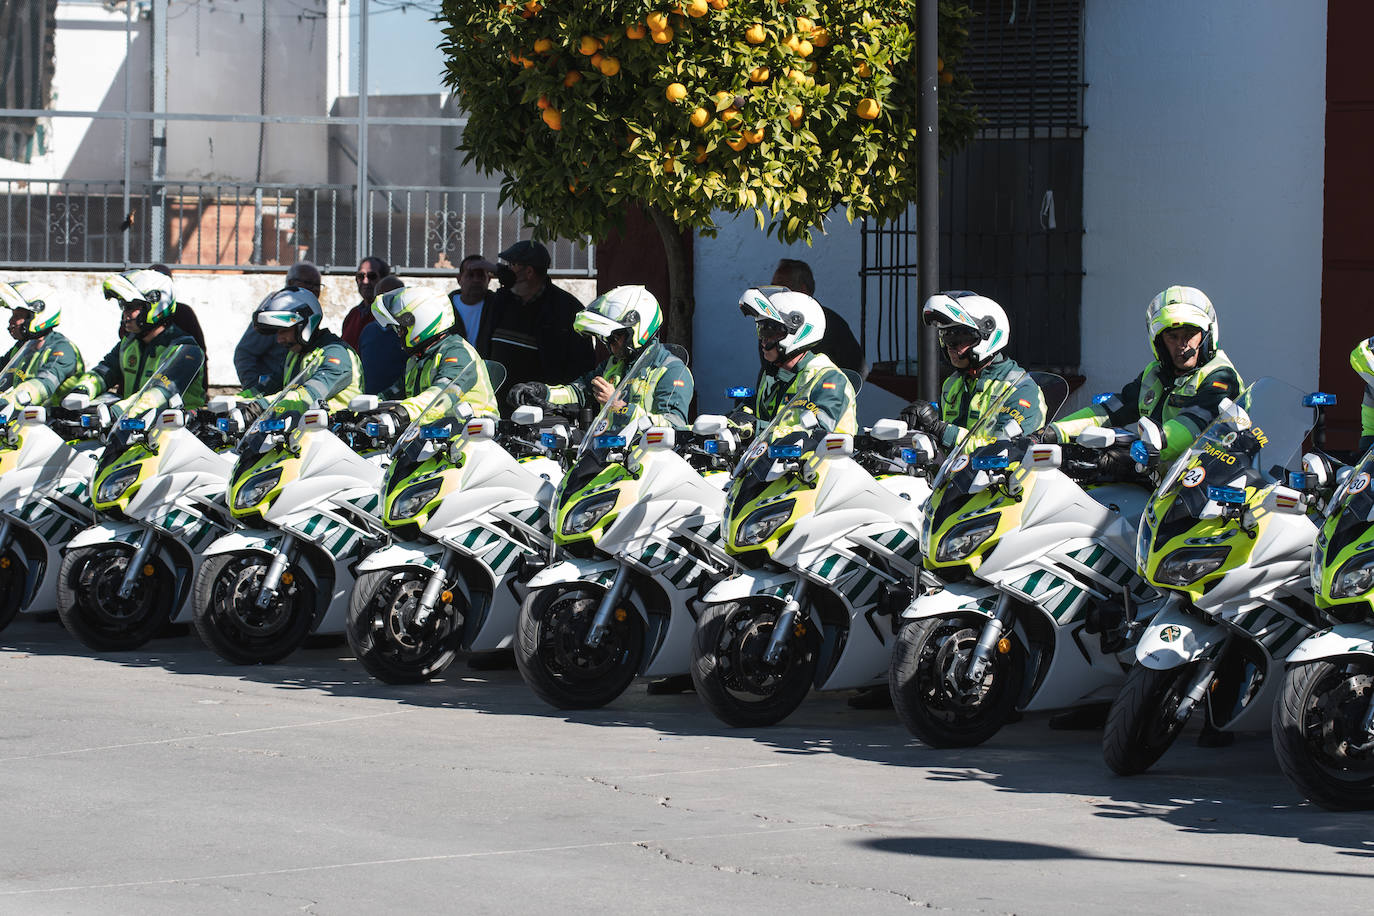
[938,326,980,349]
[755,318,786,342]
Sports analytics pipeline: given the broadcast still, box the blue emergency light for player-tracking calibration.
[726,386,756,400]
[594,434,627,450]
[971,454,1009,471]
[1207,485,1246,505]
[120,418,146,431]
[768,443,804,459]
[1303,392,1337,407]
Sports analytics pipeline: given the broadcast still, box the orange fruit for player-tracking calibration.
[564,69,582,87]
[542,108,563,130]
[714,90,734,106]
[578,35,601,55]
[812,27,830,46]
[795,16,814,34]
[599,56,621,76]
[726,135,748,151]
[856,97,880,119]
[694,144,708,162]
[536,94,551,110]
[787,104,804,126]
[748,66,769,83]
[720,109,741,123]
[937,56,945,73]
[685,0,709,17]
[856,61,872,78]
[939,71,954,85]
[787,68,806,84]
[665,82,688,102]
[533,37,553,53]
[708,0,727,8]
[745,23,766,44]
[590,52,604,68]
[626,22,647,39]
[652,26,675,42]
[785,34,801,52]
[742,126,764,143]
[646,11,670,31]
[690,106,711,127]
[664,155,677,174]
[796,39,813,57]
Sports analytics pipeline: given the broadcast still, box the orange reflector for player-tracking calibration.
[142,564,155,577]
[996,637,1011,654]
[280,572,294,586]
[440,590,453,604]
[793,621,806,637]
[614,608,627,621]
[0,557,10,568]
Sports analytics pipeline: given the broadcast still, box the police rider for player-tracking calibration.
[0,280,84,409]
[240,287,362,415]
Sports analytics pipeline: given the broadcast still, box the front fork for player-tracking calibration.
[117,527,158,600]
[1173,638,1228,723]
[964,593,1014,685]
[410,548,455,631]
[585,564,632,649]
[254,533,298,609]
[763,580,810,666]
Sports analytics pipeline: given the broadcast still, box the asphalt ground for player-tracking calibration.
[1,613,1372,915]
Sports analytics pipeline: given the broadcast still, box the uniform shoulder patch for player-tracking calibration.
[1211,380,1228,389]
[821,381,836,389]
[1018,398,1031,408]
[672,379,685,386]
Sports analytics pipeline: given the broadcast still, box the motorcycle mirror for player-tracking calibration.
[302,409,329,430]
[1300,453,1330,489]
[158,409,185,430]
[1137,417,1164,450]
[1263,485,1306,514]
[820,433,853,459]
[870,418,908,441]
[348,394,379,413]
[1026,443,1063,471]
[62,392,90,411]
[1077,426,1117,449]
[692,414,729,436]
[641,427,676,451]
[511,404,544,426]
[21,406,46,425]
[463,418,497,441]
[208,395,238,414]
[799,410,819,430]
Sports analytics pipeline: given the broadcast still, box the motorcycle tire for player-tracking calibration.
[888,615,1025,748]
[515,584,645,710]
[0,548,25,633]
[192,553,316,665]
[1273,659,1374,811]
[690,600,819,728]
[56,543,175,651]
[346,568,464,684]
[1102,662,1199,775]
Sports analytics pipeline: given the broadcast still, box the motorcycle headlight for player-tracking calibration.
[935,515,999,563]
[562,490,619,535]
[96,466,141,504]
[735,500,795,547]
[233,467,283,511]
[1330,553,1374,599]
[390,478,444,522]
[1154,546,1230,586]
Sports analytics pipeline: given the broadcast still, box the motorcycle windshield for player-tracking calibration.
[574,344,670,463]
[96,343,205,467]
[234,365,315,458]
[1153,376,1311,521]
[929,368,1052,491]
[383,361,482,484]
[0,338,42,394]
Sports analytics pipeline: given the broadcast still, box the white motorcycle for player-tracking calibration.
[57,344,237,651]
[515,349,737,709]
[891,372,1168,747]
[191,374,392,665]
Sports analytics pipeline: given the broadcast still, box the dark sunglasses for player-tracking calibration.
[938,326,980,347]
[756,319,786,341]
[355,271,379,281]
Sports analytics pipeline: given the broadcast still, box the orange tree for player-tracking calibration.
[440,0,977,349]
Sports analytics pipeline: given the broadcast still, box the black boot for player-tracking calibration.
[1047,703,1110,730]
[645,674,695,695]
[847,686,894,709]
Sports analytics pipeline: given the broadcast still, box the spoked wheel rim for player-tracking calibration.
[1298,664,1374,789]
[206,555,308,641]
[912,619,1018,736]
[711,606,813,703]
[535,590,638,687]
[364,572,460,668]
[71,546,166,639]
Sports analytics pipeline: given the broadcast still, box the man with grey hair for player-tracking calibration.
[234,261,322,389]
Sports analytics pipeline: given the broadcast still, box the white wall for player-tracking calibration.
[1078,0,1327,411]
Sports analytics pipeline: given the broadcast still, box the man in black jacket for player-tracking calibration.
[771,258,866,378]
[485,239,593,412]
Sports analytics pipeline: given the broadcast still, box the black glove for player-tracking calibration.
[726,406,756,440]
[508,381,550,409]
[239,399,265,426]
[900,401,948,441]
[362,405,410,440]
[1096,445,1138,480]
[1027,427,1059,445]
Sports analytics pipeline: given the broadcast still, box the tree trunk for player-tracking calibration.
[645,203,693,353]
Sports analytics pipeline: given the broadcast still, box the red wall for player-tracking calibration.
[1321,0,1374,449]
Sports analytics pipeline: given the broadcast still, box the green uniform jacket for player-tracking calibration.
[546,342,693,429]
[73,328,207,410]
[243,330,362,413]
[938,354,1047,449]
[755,350,857,436]
[1351,337,1374,450]
[383,332,499,422]
[1053,349,1241,463]
[2,331,84,407]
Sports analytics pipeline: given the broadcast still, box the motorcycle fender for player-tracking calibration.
[699,568,796,606]
[525,557,619,591]
[1135,603,1224,669]
[900,582,1000,621]
[201,530,285,559]
[65,521,142,552]
[1285,624,1374,665]
[355,542,446,574]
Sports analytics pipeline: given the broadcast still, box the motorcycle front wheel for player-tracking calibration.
[56,543,175,651]
[888,614,1026,748]
[1102,662,1199,775]
[515,584,646,709]
[192,553,317,665]
[690,600,820,727]
[0,548,25,632]
[1273,659,1374,811]
[346,568,464,684]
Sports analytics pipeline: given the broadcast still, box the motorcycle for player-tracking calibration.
[514,347,737,709]
[689,384,937,727]
[1104,377,1326,775]
[56,344,236,651]
[1270,433,1374,809]
[890,372,1168,747]
[190,370,395,664]
[0,340,101,629]
[347,364,588,684]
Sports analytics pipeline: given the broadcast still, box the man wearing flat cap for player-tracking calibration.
[486,238,594,411]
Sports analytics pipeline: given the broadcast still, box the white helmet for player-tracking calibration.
[1146,285,1218,365]
[922,291,1009,365]
[372,285,454,351]
[574,285,662,350]
[0,280,62,339]
[739,286,825,359]
[254,288,323,345]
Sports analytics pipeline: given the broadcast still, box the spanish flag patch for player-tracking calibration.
[327,357,340,364]
[444,357,459,363]
[1211,380,1228,389]
[822,382,836,389]
[1018,398,1031,408]
[673,379,685,386]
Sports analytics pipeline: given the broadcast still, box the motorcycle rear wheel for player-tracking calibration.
[346,568,464,684]
[57,543,175,651]
[690,600,819,727]
[515,584,645,709]
[192,553,316,665]
[1273,659,1374,811]
[1102,662,1198,775]
[889,615,1025,748]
